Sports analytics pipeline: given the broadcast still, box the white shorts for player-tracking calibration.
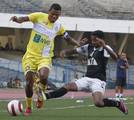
[75,77,106,94]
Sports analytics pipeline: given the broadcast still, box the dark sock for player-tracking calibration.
[45,87,68,99]
[103,98,119,107]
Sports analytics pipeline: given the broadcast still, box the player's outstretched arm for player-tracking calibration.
[63,32,80,47]
[10,16,29,23]
[66,35,80,46]
[60,48,77,58]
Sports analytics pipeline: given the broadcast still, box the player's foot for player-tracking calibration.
[24,107,32,116]
[36,98,44,108]
[36,86,44,108]
[117,100,128,115]
[35,83,47,108]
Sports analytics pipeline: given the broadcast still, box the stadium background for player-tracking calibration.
[0,0,134,89]
[0,1,134,120]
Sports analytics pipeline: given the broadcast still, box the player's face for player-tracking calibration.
[91,35,100,47]
[121,53,126,59]
[48,9,61,23]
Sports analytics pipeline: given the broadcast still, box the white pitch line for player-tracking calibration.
[0,104,94,113]
[43,104,94,111]
[1,101,134,113]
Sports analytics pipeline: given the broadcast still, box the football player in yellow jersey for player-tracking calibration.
[10,3,80,116]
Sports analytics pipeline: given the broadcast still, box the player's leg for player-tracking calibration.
[45,82,78,99]
[22,53,37,115]
[115,86,120,97]
[35,57,52,108]
[92,92,128,114]
[115,79,121,98]
[45,77,88,99]
[36,67,49,108]
[39,67,49,91]
[91,79,109,107]
[38,57,52,91]
[120,78,126,98]
[120,86,124,98]
[91,79,128,114]
[92,92,118,107]
[24,71,35,114]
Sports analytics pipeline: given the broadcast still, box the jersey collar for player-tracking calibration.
[94,47,103,51]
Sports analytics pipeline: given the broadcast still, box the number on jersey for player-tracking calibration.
[88,58,98,65]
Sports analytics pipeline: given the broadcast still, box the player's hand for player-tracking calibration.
[96,37,106,47]
[10,16,22,23]
[79,38,88,46]
[10,16,18,22]
[60,50,66,59]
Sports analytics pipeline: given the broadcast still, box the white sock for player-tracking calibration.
[119,94,123,97]
[115,93,119,97]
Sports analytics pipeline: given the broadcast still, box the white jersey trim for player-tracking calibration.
[33,22,61,40]
[76,44,88,56]
[104,45,113,58]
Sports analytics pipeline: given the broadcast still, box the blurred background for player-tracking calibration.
[0,0,134,89]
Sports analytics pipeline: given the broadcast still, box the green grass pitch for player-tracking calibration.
[0,97,134,120]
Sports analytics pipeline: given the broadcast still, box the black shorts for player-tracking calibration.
[115,77,126,87]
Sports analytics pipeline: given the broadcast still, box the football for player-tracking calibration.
[7,100,23,116]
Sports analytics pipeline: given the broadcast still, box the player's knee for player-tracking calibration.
[94,101,104,107]
[26,71,34,80]
[64,84,70,91]
[39,74,48,85]
[64,83,77,91]
[25,71,34,87]
[39,67,49,83]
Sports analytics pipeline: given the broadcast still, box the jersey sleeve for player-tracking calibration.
[104,45,113,58]
[76,44,89,56]
[28,12,42,23]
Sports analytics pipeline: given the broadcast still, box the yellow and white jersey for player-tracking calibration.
[27,12,65,57]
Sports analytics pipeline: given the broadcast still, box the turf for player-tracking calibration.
[0,97,133,120]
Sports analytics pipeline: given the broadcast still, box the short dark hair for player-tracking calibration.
[49,3,62,11]
[91,30,104,39]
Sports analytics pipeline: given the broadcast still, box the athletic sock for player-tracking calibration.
[115,93,119,97]
[39,82,47,92]
[26,97,32,109]
[46,87,68,99]
[103,98,119,107]
[119,94,123,98]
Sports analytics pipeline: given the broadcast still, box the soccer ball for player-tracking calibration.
[7,100,23,116]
